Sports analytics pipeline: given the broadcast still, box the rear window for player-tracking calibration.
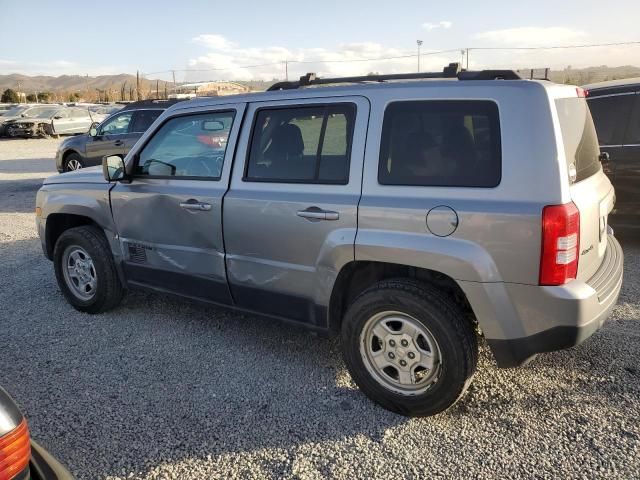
[555,98,601,182]
[378,100,501,187]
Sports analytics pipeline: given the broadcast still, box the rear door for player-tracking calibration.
[110,104,243,304]
[555,94,614,280]
[223,96,368,327]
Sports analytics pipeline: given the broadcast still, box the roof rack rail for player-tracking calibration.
[267,63,521,91]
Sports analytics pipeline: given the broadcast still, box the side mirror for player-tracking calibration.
[53,115,62,120]
[89,124,99,137]
[102,155,126,182]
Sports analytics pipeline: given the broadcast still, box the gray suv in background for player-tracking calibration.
[55,99,184,172]
[36,65,623,416]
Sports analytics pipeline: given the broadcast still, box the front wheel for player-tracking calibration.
[63,153,84,172]
[53,226,124,313]
[341,279,478,417]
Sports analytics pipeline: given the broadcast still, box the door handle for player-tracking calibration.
[114,140,124,147]
[296,207,339,221]
[180,200,212,211]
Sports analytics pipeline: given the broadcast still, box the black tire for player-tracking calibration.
[53,226,124,314]
[341,279,478,417]
[63,153,84,172]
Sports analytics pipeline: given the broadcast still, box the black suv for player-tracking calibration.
[55,99,186,172]
[584,78,640,227]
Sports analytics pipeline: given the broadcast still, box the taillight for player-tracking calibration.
[540,202,580,286]
[0,419,30,480]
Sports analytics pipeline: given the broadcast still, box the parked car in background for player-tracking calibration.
[0,386,73,479]
[0,103,19,116]
[584,78,640,228]
[0,104,58,136]
[87,104,124,124]
[38,66,623,416]
[56,99,186,172]
[3,106,94,138]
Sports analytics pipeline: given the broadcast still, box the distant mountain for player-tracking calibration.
[1,65,639,101]
[0,73,170,101]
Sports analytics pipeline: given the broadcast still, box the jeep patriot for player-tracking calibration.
[36,65,623,416]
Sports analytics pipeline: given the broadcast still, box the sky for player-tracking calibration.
[1,0,639,81]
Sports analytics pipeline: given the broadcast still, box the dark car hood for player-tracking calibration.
[43,166,107,185]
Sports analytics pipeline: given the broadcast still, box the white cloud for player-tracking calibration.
[474,26,586,47]
[422,21,453,31]
[185,34,459,81]
[192,34,236,50]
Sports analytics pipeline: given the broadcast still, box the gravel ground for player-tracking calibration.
[0,138,639,479]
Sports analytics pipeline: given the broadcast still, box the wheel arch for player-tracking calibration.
[328,261,478,334]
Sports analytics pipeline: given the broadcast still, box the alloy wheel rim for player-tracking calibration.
[359,311,442,395]
[67,159,82,171]
[61,246,97,300]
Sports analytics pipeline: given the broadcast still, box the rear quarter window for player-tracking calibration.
[378,100,501,187]
[555,98,601,182]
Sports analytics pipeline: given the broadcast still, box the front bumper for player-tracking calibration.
[462,234,624,367]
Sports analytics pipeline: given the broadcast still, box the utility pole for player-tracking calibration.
[416,40,423,72]
[156,80,159,99]
[284,60,289,81]
[172,70,176,94]
[85,74,90,101]
[136,70,141,101]
[465,48,469,70]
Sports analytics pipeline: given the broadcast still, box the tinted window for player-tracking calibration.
[135,111,235,178]
[587,94,633,145]
[556,98,601,182]
[100,112,133,135]
[625,95,640,145]
[245,104,355,184]
[130,110,162,133]
[379,101,501,187]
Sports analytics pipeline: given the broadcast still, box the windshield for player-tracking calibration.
[23,107,59,119]
[2,106,29,117]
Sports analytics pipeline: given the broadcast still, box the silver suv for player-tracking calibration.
[36,65,623,416]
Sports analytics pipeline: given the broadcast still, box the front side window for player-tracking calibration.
[100,112,133,135]
[245,104,355,183]
[379,101,501,187]
[587,94,633,146]
[135,111,235,178]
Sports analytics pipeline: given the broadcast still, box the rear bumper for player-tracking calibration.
[463,234,624,367]
[29,440,74,479]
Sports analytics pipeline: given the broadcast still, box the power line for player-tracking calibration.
[141,40,640,78]
[469,40,640,51]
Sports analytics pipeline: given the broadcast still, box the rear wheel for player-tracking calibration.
[53,226,124,313]
[341,279,478,416]
[64,153,84,172]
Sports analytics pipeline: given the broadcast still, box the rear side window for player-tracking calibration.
[378,101,501,187]
[587,94,633,145]
[555,98,601,182]
[245,104,355,184]
[131,110,162,133]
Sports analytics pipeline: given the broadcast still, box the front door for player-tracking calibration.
[223,96,369,327]
[110,104,244,304]
[86,111,135,164]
